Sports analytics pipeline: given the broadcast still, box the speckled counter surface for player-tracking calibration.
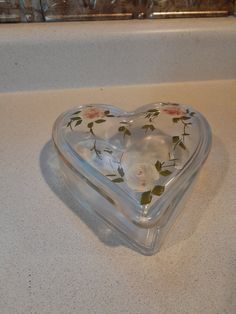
[0,80,235,314]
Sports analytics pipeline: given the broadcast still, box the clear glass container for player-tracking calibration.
[52,102,211,255]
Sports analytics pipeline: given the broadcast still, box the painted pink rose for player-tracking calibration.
[163,107,185,116]
[83,108,105,119]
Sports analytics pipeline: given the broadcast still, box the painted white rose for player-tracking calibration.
[125,163,159,192]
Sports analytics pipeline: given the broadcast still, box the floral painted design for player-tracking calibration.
[66,104,195,206]
[83,108,105,119]
[171,108,195,151]
[163,107,185,116]
[66,108,114,134]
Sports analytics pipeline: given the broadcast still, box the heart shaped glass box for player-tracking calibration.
[52,103,211,255]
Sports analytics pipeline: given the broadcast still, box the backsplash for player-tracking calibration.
[1,0,235,22]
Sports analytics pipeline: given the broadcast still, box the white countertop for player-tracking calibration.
[1,18,236,92]
[0,80,235,313]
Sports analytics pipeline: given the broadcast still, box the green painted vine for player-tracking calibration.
[66,105,195,206]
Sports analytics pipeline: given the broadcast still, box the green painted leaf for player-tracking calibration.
[140,191,152,205]
[124,129,131,136]
[172,136,179,143]
[173,118,179,123]
[179,142,186,150]
[70,117,82,121]
[95,119,106,123]
[190,112,195,116]
[75,119,82,126]
[155,160,162,172]
[106,174,116,177]
[96,149,101,155]
[141,124,155,132]
[150,125,155,131]
[104,149,113,154]
[112,178,124,183]
[119,126,125,132]
[181,116,191,120]
[147,109,159,113]
[152,185,165,196]
[72,110,81,115]
[118,166,125,177]
[105,110,115,117]
[87,122,94,128]
[160,170,172,176]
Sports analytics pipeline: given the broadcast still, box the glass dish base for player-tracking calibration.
[52,102,211,255]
